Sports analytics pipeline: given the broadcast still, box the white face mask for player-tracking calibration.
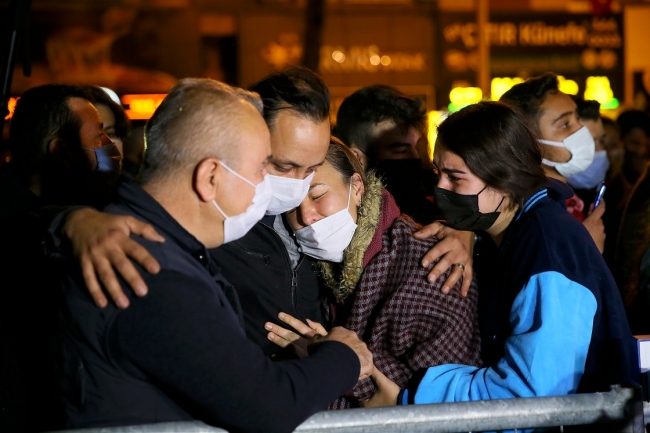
[540,125,595,177]
[213,162,273,244]
[567,150,610,190]
[294,183,358,263]
[265,172,315,215]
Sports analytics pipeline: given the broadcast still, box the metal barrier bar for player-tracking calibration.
[58,386,644,433]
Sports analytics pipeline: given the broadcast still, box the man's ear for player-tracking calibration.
[350,172,365,207]
[194,157,220,203]
[46,137,73,169]
[47,137,63,158]
[349,146,368,172]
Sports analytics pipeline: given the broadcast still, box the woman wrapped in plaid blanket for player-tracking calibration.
[264,137,482,408]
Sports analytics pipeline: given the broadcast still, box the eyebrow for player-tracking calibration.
[270,157,326,170]
[308,182,326,191]
[440,167,466,175]
[552,111,574,125]
[386,142,411,150]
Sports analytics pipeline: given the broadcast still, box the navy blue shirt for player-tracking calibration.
[53,180,359,432]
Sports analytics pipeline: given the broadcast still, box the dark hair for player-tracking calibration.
[326,136,367,187]
[82,86,131,139]
[571,95,601,122]
[335,85,426,153]
[617,110,650,139]
[9,84,87,177]
[436,101,546,210]
[248,66,330,129]
[601,115,619,130]
[499,73,559,132]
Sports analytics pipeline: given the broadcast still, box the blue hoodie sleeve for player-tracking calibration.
[406,271,597,403]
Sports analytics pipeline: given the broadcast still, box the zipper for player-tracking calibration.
[260,219,305,311]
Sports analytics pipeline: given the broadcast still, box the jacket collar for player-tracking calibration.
[515,178,574,222]
[111,180,211,267]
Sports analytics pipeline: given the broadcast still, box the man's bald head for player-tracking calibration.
[140,78,264,185]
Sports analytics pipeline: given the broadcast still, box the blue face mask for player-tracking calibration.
[567,150,610,190]
[88,141,122,186]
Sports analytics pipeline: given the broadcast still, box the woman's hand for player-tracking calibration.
[359,367,400,408]
[63,208,165,309]
[413,221,474,296]
[264,312,327,358]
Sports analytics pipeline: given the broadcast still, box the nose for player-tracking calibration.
[407,147,419,159]
[101,131,114,146]
[298,201,322,227]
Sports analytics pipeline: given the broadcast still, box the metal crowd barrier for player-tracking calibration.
[58,386,645,433]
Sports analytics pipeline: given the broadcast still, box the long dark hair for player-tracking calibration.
[436,101,546,209]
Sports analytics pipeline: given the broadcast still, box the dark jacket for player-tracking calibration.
[403,180,637,404]
[210,217,327,356]
[0,164,65,432]
[53,180,359,433]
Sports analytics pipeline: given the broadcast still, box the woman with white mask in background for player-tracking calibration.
[264,137,482,408]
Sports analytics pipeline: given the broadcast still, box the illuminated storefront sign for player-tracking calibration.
[438,13,623,109]
[320,45,426,73]
[448,87,482,112]
[121,94,166,120]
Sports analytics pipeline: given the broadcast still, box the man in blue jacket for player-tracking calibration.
[53,78,372,432]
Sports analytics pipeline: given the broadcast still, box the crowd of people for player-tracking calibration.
[0,67,647,433]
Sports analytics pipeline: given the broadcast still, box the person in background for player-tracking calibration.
[335,85,438,224]
[0,84,122,431]
[82,86,131,156]
[364,101,636,414]
[608,111,650,302]
[567,97,609,211]
[121,121,146,178]
[602,116,623,180]
[265,137,481,408]
[626,218,650,334]
[500,73,606,252]
[52,78,373,432]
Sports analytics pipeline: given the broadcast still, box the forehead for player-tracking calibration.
[68,97,101,124]
[312,159,340,183]
[269,110,330,163]
[95,103,116,126]
[370,120,420,146]
[538,92,576,122]
[434,145,466,168]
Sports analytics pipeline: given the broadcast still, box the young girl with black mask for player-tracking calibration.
[366,101,636,410]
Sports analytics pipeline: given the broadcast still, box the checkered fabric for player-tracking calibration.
[329,216,482,409]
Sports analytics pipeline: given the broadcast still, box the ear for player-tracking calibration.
[194,157,220,203]
[350,172,365,207]
[349,146,368,172]
[47,137,64,158]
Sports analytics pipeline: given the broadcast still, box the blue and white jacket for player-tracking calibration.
[401,179,637,404]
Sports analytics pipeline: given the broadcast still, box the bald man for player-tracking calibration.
[52,79,372,432]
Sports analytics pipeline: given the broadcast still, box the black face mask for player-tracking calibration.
[434,185,505,231]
